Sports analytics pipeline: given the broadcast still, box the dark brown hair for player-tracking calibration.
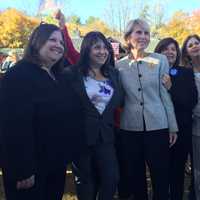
[23,23,66,73]
[77,31,114,77]
[154,37,181,67]
[181,34,200,68]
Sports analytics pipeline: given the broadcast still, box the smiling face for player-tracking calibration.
[186,37,200,59]
[161,42,177,67]
[39,30,64,67]
[127,24,150,52]
[89,39,109,68]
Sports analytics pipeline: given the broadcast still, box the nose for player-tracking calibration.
[139,32,146,38]
[99,47,107,54]
[55,41,64,51]
[168,49,174,54]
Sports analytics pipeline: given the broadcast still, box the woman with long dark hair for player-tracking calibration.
[155,37,197,200]
[181,34,200,200]
[0,23,85,200]
[64,31,122,200]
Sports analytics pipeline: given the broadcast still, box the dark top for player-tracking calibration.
[169,66,198,130]
[0,59,85,180]
[64,65,123,146]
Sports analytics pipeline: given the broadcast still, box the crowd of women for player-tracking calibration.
[0,9,200,200]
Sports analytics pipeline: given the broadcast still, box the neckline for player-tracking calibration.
[86,76,108,82]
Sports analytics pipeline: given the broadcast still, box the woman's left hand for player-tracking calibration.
[162,74,172,90]
[169,132,178,147]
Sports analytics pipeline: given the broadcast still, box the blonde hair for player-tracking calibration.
[124,19,150,52]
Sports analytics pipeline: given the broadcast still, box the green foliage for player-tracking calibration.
[85,16,100,25]
[68,15,81,25]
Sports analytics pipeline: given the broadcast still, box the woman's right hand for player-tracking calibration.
[16,174,35,190]
[169,132,178,147]
[162,74,172,90]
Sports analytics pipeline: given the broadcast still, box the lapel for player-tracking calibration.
[71,68,117,116]
[102,69,117,116]
[72,70,100,115]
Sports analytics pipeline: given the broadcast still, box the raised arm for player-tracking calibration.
[55,10,80,64]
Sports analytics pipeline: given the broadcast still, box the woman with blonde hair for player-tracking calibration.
[116,19,178,200]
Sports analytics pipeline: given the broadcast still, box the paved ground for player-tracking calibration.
[0,172,193,200]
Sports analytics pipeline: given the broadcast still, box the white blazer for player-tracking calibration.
[116,53,178,132]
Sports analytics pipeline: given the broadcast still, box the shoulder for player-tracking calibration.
[115,56,131,71]
[2,59,37,83]
[147,53,167,63]
[62,64,78,75]
[173,66,193,75]
[149,52,164,59]
[62,64,80,82]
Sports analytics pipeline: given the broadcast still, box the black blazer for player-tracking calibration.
[64,65,122,146]
[169,66,198,130]
[0,60,85,180]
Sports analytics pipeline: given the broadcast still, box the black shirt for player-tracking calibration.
[0,59,85,180]
[169,66,198,130]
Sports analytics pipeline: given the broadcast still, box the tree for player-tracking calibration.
[86,16,100,25]
[190,9,200,35]
[151,1,166,38]
[104,0,133,36]
[68,15,81,25]
[0,8,39,48]
[138,4,151,22]
[158,11,191,44]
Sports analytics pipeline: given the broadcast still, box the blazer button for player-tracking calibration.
[140,102,143,106]
[139,74,142,78]
[138,88,142,91]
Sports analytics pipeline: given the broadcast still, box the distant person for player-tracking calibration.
[155,37,198,200]
[107,37,127,61]
[1,51,19,73]
[181,34,200,200]
[0,23,85,200]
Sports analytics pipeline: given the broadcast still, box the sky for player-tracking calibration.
[0,0,200,23]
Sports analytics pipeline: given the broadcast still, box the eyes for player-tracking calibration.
[187,41,200,49]
[135,30,150,36]
[163,47,176,52]
[92,44,108,51]
[48,37,64,47]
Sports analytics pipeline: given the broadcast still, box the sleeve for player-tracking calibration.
[159,56,178,132]
[117,69,125,107]
[188,69,198,109]
[170,69,198,111]
[61,25,80,65]
[0,69,36,180]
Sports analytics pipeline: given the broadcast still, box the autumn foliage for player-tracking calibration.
[0,9,39,48]
[158,9,200,45]
[0,8,200,48]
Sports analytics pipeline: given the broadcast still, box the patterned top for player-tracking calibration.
[84,76,114,114]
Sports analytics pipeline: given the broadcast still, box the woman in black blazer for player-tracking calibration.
[64,31,122,200]
[0,23,85,200]
[155,37,198,200]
